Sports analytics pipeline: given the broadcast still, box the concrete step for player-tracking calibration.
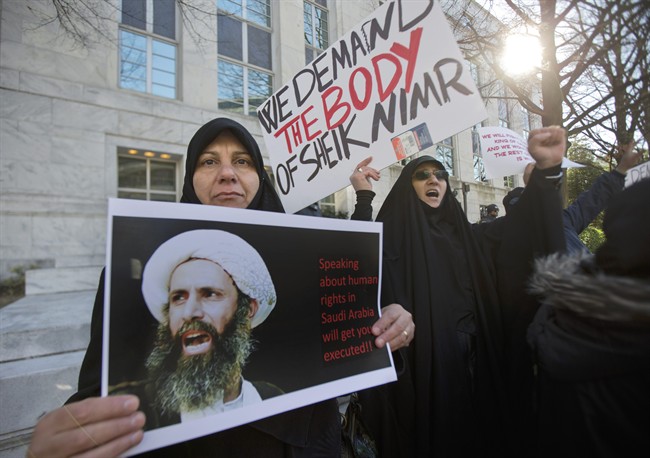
[0,351,84,457]
[25,265,102,295]
[56,254,106,268]
[0,428,33,458]
[0,290,95,362]
[0,289,94,456]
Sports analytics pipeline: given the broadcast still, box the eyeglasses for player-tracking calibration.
[412,169,449,181]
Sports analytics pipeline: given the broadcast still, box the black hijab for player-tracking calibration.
[180,117,284,213]
[366,155,507,457]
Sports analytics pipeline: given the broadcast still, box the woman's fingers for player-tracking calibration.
[29,396,144,458]
[372,304,414,350]
[72,415,145,458]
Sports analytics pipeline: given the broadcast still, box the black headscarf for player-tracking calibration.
[363,155,507,457]
[180,117,284,213]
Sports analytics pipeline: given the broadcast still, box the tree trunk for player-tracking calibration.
[539,0,563,127]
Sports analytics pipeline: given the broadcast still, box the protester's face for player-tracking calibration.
[192,130,260,208]
[411,162,448,208]
[168,259,253,357]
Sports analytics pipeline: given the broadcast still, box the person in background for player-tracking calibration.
[504,140,641,253]
[560,140,641,253]
[28,117,414,457]
[349,126,567,457]
[480,203,499,223]
[527,178,650,457]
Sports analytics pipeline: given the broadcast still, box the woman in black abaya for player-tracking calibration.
[351,126,567,457]
[29,117,414,457]
[65,117,343,457]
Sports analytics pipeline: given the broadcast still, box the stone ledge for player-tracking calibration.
[0,428,32,458]
[0,290,94,362]
[25,266,102,295]
[0,351,83,437]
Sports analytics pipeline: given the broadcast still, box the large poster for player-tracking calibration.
[258,0,488,212]
[103,199,394,454]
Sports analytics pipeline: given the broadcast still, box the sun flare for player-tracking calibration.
[501,34,542,76]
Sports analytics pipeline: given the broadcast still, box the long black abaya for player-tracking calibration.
[356,155,565,457]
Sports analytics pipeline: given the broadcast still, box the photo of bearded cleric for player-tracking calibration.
[111,229,282,428]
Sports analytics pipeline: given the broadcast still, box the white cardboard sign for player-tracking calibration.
[477,126,584,178]
[257,0,487,213]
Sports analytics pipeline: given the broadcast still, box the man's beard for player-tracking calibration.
[146,304,254,415]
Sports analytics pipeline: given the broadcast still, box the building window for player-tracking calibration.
[217,0,273,116]
[521,105,530,139]
[304,0,329,64]
[320,193,335,215]
[498,81,509,128]
[498,83,514,188]
[117,147,181,202]
[119,0,177,99]
[472,124,487,181]
[434,136,455,176]
[469,61,480,87]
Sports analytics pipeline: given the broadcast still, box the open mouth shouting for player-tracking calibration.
[417,184,445,208]
[181,329,213,356]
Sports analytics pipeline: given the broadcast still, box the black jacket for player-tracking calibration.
[528,251,650,457]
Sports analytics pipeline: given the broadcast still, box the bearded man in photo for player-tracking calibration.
[136,229,281,426]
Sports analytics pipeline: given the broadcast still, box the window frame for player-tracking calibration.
[118,0,178,99]
[472,123,487,182]
[217,0,274,116]
[498,81,510,128]
[117,148,182,202]
[521,105,531,139]
[319,193,336,214]
[433,135,456,176]
[304,0,329,64]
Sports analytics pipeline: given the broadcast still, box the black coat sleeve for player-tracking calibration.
[350,190,375,221]
[67,269,106,403]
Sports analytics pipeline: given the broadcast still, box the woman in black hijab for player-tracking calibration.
[351,126,567,457]
[28,118,340,457]
[180,117,284,212]
[30,117,414,457]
